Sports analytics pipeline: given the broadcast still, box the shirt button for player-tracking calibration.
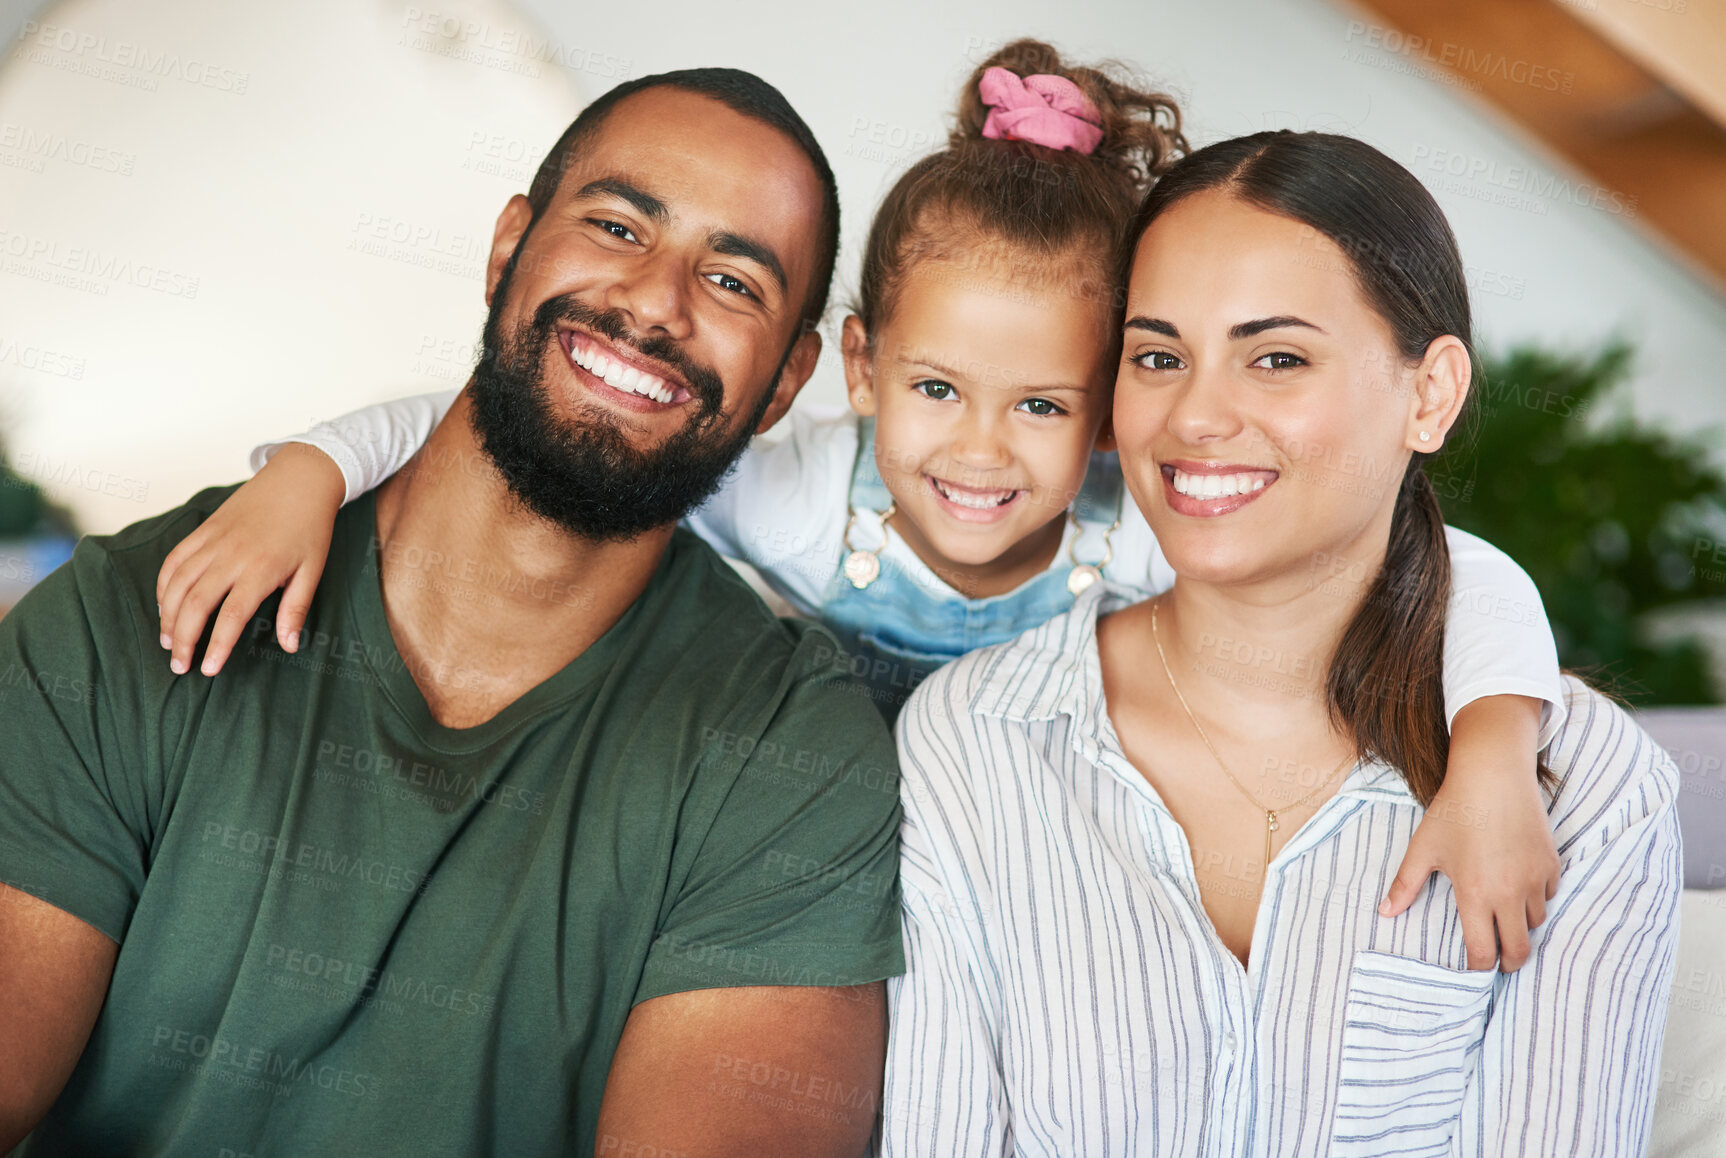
[1222,1032,1238,1052]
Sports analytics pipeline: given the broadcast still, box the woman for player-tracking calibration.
[878,132,1681,1156]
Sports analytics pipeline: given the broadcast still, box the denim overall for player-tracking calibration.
[819,418,1123,722]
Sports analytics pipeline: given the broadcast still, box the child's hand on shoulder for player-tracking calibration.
[155,443,346,677]
[1378,695,1559,973]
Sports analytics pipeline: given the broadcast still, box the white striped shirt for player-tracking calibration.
[880,586,1682,1158]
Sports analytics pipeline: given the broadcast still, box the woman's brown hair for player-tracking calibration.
[856,39,1187,337]
[1125,130,1552,805]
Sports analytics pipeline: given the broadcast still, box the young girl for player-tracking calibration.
[155,40,1564,969]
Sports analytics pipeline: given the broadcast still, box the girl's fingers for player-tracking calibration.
[1460,901,1499,971]
[1526,893,1548,933]
[276,564,320,654]
[155,528,206,610]
[158,545,215,651]
[202,582,276,676]
[168,569,239,675]
[1377,852,1433,918]
[1497,911,1532,973]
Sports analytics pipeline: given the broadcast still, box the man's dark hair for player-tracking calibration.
[525,68,840,338]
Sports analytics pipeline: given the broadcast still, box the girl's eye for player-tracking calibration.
[914,380,955,401]
[1254,351,1306,370]
[1016,397,1065,417]
[592,219,638,243]
[1132,350,1184,371]
[704,271,754,298]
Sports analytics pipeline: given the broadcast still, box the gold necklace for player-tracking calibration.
[1149,598,1354,875]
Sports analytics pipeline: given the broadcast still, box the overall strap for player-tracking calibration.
[847,416,896,511]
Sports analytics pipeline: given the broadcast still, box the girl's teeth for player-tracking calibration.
[934,479,1016,509]
[1172,470,1269,498]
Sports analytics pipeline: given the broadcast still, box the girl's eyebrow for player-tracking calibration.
[899,355,1087,393]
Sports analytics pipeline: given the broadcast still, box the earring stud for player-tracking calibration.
[1418,431,1431,442]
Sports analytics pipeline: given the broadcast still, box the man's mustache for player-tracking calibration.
[530,294,726,419]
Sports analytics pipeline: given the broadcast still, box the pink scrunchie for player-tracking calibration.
[979,65,1104,154]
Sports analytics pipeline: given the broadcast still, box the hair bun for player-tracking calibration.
[953,38,1187,192]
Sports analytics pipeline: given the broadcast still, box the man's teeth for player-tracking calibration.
[932,478,1018,509]
[567,340,676,404]
[1171,469,1270,499]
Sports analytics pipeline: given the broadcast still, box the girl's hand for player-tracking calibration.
[1377,695,1559,972]
[155,443,346,677]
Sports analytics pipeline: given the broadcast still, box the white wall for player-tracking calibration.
[0,0,1721,533]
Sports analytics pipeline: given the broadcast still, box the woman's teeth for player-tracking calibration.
[1171,469,1269,499]
[932,478,1019,509]
[567,339,676,404]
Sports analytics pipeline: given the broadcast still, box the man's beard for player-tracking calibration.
[468,260,778,542]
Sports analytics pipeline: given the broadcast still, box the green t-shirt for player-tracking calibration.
[0,486,904,1157]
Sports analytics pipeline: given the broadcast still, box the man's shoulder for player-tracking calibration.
[660,528,892,746]
[18,485,241,636]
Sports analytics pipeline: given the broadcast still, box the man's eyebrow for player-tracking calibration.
[574,177,669,224]
[708,230,788,299]
[1229,315,1325,340]
[1124,316,1180,339]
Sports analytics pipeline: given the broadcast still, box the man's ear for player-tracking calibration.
[754,326,823,434]
[485,195,534,306]
[1404,335,1472,452]
[840,314,877,417]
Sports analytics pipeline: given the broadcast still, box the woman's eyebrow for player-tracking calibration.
[1124,316,1179,338]
[1229,315,1325,340]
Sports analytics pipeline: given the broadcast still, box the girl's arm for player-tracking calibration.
[1380,526,1567,972]
[1454,683,1681,1154]
[155,389,455,676]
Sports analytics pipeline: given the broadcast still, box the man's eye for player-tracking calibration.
[704,272,754,298]
[1254,351,1306,370]
[1017,397,1064,417]
[592,220,638,243]
[1132,351,1183,371]
[914,380,954,401]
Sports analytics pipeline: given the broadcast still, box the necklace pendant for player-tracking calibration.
[1067,563,1101,596]
[1266,812,1280,832]
[843,549,881,589]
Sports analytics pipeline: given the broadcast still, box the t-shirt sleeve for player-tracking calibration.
[681,410,852,614]
[1442,525,1567,748]
[250,388,459,505]
[0,538,166,943]
[634,638,905,1003]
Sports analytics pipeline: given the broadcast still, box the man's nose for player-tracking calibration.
[603,255,693,341]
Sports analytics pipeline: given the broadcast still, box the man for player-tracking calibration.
[0,69,901,1156]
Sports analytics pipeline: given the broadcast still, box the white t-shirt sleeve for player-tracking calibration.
[683,409,855,615]
[1442,525,1566,748]
[249,388,460,504]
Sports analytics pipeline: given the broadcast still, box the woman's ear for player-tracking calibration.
[841,315,877,417]
[1404,335,1472,452]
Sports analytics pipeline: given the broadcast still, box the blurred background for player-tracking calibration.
[0,0,1723,702]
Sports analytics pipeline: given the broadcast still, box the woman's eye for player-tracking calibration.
[1254,351,1306,370]
[914,380,954,401]
[1133,350,1183,371]
[1017,397,1064,417]
[704,272,753,298]
[592,219,638,243]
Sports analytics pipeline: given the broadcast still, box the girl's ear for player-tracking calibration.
[1404,335,1472,452]
[841,314,878,417]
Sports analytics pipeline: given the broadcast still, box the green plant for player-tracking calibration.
[1433,342,1726,706]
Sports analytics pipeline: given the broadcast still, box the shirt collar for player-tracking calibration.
[968,583,1422,809]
